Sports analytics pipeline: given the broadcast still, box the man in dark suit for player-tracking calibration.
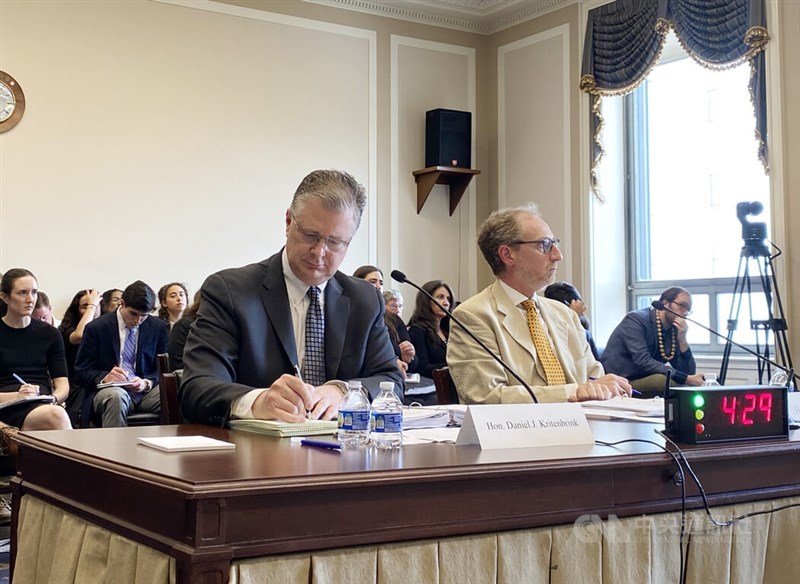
[180,170,403,426]
[75,281,168,427]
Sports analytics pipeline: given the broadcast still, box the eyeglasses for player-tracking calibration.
[291,214,352,252]
[509,237,561,255]
[669,300,693,315]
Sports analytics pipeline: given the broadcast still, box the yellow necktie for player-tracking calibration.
[522,300,566,386]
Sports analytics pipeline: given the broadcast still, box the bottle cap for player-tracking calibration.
[379,381,394,391]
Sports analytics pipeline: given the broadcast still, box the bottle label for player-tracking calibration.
[338,410,370,431]
[371,412,403,433]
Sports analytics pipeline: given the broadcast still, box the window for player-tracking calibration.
[625,34,771,351]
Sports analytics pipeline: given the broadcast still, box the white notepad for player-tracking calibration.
[229,419,338,437]
[137,435,236,452]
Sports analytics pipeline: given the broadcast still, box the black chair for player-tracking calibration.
[432,367,459,405]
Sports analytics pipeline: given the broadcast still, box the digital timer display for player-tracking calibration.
[665,385,788,444]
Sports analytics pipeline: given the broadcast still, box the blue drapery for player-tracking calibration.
[580,0,769,200]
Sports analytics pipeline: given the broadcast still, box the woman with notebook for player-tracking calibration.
[0,268,72,431]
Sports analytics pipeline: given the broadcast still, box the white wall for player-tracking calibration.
[0,0,377,313]
[390,36,476,303]
[497,25,573,282]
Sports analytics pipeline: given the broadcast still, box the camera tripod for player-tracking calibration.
[718,241,794,385]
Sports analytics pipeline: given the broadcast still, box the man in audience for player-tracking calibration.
[601,286,703,393]
[180,169,403,426]
[75,281,168,426]
[100,288,123,314]
[32,291,56,326]
[447,204,630,403]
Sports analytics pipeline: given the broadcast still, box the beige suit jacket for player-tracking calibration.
[447,280,604,403]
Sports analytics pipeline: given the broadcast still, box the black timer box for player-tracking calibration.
[665,385,788,444]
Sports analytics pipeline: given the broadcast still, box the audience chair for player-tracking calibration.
[432,367,459,405]
[156,353,181,424]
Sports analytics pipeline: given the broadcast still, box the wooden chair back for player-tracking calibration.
[432,367,459,405]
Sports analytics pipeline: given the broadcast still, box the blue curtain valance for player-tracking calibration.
[580,0,768,200]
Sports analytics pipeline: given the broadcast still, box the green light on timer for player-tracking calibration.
[693,394,705,409]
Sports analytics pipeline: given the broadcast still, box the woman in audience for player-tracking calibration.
[168,291,201,370]
[32,291,56,326]
[352,265,384,290]
[352,267,414,376]
[408,280,454,379]
[381,289,417,372]
[158,282,189,329]
[0,268,72,430]
[58,289,101,425]
[100,288,123,314]
[384,289,405,320]
[544,281,601,360]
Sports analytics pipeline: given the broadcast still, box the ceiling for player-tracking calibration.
[305,0,575,34]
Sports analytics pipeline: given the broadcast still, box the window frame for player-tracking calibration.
[622,58,770,354]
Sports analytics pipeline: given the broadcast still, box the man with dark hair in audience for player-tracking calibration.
[75,280,168,427]
[32,291,56,326]
[100,288,123,315]
[544,281,601,360]
[180,169,403,426]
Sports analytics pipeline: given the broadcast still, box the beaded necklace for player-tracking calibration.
[655,310,676,361]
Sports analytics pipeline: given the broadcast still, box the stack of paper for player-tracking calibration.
[229,418,338,437]
[137,436,235,452]
[580,397,664,422]
[402,405,467,429]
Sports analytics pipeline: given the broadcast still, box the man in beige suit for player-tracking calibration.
[447,204,630,403]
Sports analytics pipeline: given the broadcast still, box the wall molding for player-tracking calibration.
[307,0,575,35]
[151,0,379,260]
[497,24,572,278]
[390,35,477,296]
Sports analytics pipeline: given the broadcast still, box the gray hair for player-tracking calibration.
[478,203,540,276]
[383,289,404,304]
[289,169,366,229]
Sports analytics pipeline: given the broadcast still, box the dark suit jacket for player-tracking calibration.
[75,311,169,414]
[180,251,404,426]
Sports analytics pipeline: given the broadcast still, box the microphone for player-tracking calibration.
[651,300,795,386]
[391,270,539,403]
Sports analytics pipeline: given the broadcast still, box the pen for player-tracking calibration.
[299,439,341,451]
[294,364,313,420]
[13,373,26,385]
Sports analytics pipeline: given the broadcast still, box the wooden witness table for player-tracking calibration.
[10,421,800,583]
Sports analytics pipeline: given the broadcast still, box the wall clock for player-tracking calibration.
[0,71,25,133]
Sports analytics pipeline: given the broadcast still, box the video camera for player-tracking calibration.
[736,201,769,257]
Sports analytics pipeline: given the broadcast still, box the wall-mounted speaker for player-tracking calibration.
[425,108,472,169]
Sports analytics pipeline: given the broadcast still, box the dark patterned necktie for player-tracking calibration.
[302,286,326,386]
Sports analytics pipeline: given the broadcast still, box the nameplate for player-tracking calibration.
[455,403,593,449]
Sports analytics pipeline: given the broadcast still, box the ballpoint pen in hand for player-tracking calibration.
[294,364,313,420]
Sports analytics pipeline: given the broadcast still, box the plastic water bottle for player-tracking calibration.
[702,373,721,387]
[337,381,371,447]
[370,382,403,449]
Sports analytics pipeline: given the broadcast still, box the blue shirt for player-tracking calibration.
[600,308,696,384]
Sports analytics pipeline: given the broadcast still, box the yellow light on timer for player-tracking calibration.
[693,393,706,434]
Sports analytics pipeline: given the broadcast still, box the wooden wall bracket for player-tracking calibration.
[412,166,480,216]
